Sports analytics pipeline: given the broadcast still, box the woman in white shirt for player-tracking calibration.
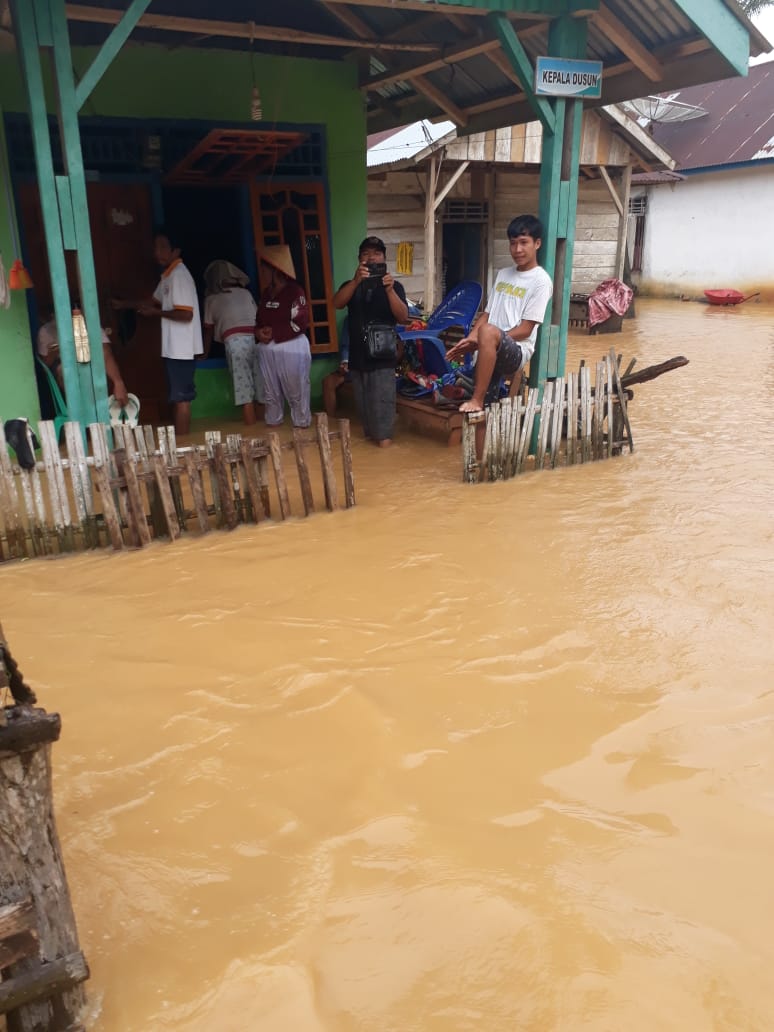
[203,260,264,426]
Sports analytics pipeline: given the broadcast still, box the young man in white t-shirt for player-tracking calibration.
[137,229,203,436]
[447,214,553,419]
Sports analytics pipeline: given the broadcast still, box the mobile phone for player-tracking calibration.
[366,262,387,279]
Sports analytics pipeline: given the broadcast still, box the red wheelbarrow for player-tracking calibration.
[704,289,760,306]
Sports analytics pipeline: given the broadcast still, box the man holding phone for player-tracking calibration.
[332,236,409,447]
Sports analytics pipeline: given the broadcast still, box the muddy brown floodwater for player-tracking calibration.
[3,299,774,1031]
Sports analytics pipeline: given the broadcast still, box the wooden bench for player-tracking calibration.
[396,395,464,447]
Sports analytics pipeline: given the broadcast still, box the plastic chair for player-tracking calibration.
[396,280,483,394]
[35,356,69,441]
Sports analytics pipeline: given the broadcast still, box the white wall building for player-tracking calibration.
[629,63,774,301]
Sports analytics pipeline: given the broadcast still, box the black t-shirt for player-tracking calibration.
[343,278,407,371]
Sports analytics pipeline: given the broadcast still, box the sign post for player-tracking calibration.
[535,56,603,99]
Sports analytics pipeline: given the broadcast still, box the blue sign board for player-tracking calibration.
[535,56,603,99]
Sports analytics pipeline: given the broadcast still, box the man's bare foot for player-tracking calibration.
[376,438,392,448]
[459,398,485,414]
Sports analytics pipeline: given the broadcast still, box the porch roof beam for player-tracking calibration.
[488,12,555,134]
[593,3,662,83]
[329,0,598,13]
[670,0,749,76]
[362,37,503,91]
[74,0,151,109]
[411,73,469,125]
[64,4,439,53]
[596,164,623,216]
[433,160,470,210]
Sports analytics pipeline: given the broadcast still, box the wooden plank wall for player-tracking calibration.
[368,168,623,305]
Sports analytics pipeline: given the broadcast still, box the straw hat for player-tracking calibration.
[259,245,296,281]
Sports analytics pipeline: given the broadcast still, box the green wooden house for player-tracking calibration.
[0,0,767,428]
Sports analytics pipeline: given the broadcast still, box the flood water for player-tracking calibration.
[3,299,774,1031]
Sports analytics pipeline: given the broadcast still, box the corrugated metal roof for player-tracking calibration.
[56,1,771,135]
[647,62,774,168]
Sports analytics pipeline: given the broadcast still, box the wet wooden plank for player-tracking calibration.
[93,461,123,550]
[165,426,187,527]
[204,431,222,522]
[549,376,565,468]
[580,363,592,463]
[593,361,605,460]
[609,346,635,453]
[152,453,182,540]
[0,421,27,559]
[504,395,520,479]
[535,379,554,471]
[239,438,264,523]
[268,432,291,519]
[213,442,238,529]
[183,450,210,533]
[227,433,247,523]
[39,420,74,552]
[338,419,356,508]
[292,428,315,516]
[462,411,482,483]
[566,371,577,466]
[64,422,97,548]
[116,448,151,546]
[255,447,272,520]
[606,355,615,458]
[515,387,538,475]
[314,413,338,511]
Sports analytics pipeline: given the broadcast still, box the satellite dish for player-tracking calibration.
[622,94,708,124]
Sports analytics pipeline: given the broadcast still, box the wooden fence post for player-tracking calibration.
[0,623,89,1031]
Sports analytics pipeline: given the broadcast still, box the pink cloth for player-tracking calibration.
[588,278,634,328]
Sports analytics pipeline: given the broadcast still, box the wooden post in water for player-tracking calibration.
[0,621,89,1031]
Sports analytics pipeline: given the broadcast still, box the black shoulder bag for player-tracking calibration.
[364,323,398,362]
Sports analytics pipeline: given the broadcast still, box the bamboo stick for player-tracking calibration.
[314,413,338,511]
[338,419,356,508]
[292,428,315,516]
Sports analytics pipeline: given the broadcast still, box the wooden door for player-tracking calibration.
[18,182,168,425]
[249,183,337,354]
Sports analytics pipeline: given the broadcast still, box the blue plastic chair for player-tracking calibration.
[35,356,69,441]
[396,280,483,394]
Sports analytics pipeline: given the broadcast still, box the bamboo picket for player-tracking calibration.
[0,419,356,563]
[463,349,634,484]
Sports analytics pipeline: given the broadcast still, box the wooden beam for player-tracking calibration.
[362,37,501,91]
[670,0,749,76]
[615,163,632,278]
[601,103,677,169]
[593,4,662,83]
[488,12,555,134]
[64,4,439,52]
[424,154,438,311]
[323,0,582,15]
[322,1,373,39]
[74,0,151,108]
[412,73,468,125]
[434,160,470,210]
[597,164,623,216]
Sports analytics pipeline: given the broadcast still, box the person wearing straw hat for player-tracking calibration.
[202,260,264,426]
[255,245,311,429]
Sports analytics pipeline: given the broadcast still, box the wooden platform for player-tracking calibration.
[396,396,464,447]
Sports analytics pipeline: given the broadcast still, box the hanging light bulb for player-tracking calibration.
[251,85,262,121]
[71,307,91,363]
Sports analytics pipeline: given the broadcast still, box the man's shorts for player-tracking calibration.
[483,331,524,405]
[164,358,197,403]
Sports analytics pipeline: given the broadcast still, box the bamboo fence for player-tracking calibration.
[0,413,355,563]
[463,347,635,483]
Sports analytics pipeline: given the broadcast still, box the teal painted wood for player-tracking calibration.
[532,13,587,389]
[54,175,77,249]
[47,0,110,426]
[74,0,152,110]
[671,0,749,77]
[11,0,88,429]
[488,14,555,134]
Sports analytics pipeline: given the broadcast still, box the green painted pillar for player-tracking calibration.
[532,13,588,388]
[11,0,109,429]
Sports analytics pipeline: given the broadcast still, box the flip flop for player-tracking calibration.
[108,392,141,428]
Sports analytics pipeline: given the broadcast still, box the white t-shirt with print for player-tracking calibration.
[153,260,204,359]
[203,287,257,343]
[485,264,553,364]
